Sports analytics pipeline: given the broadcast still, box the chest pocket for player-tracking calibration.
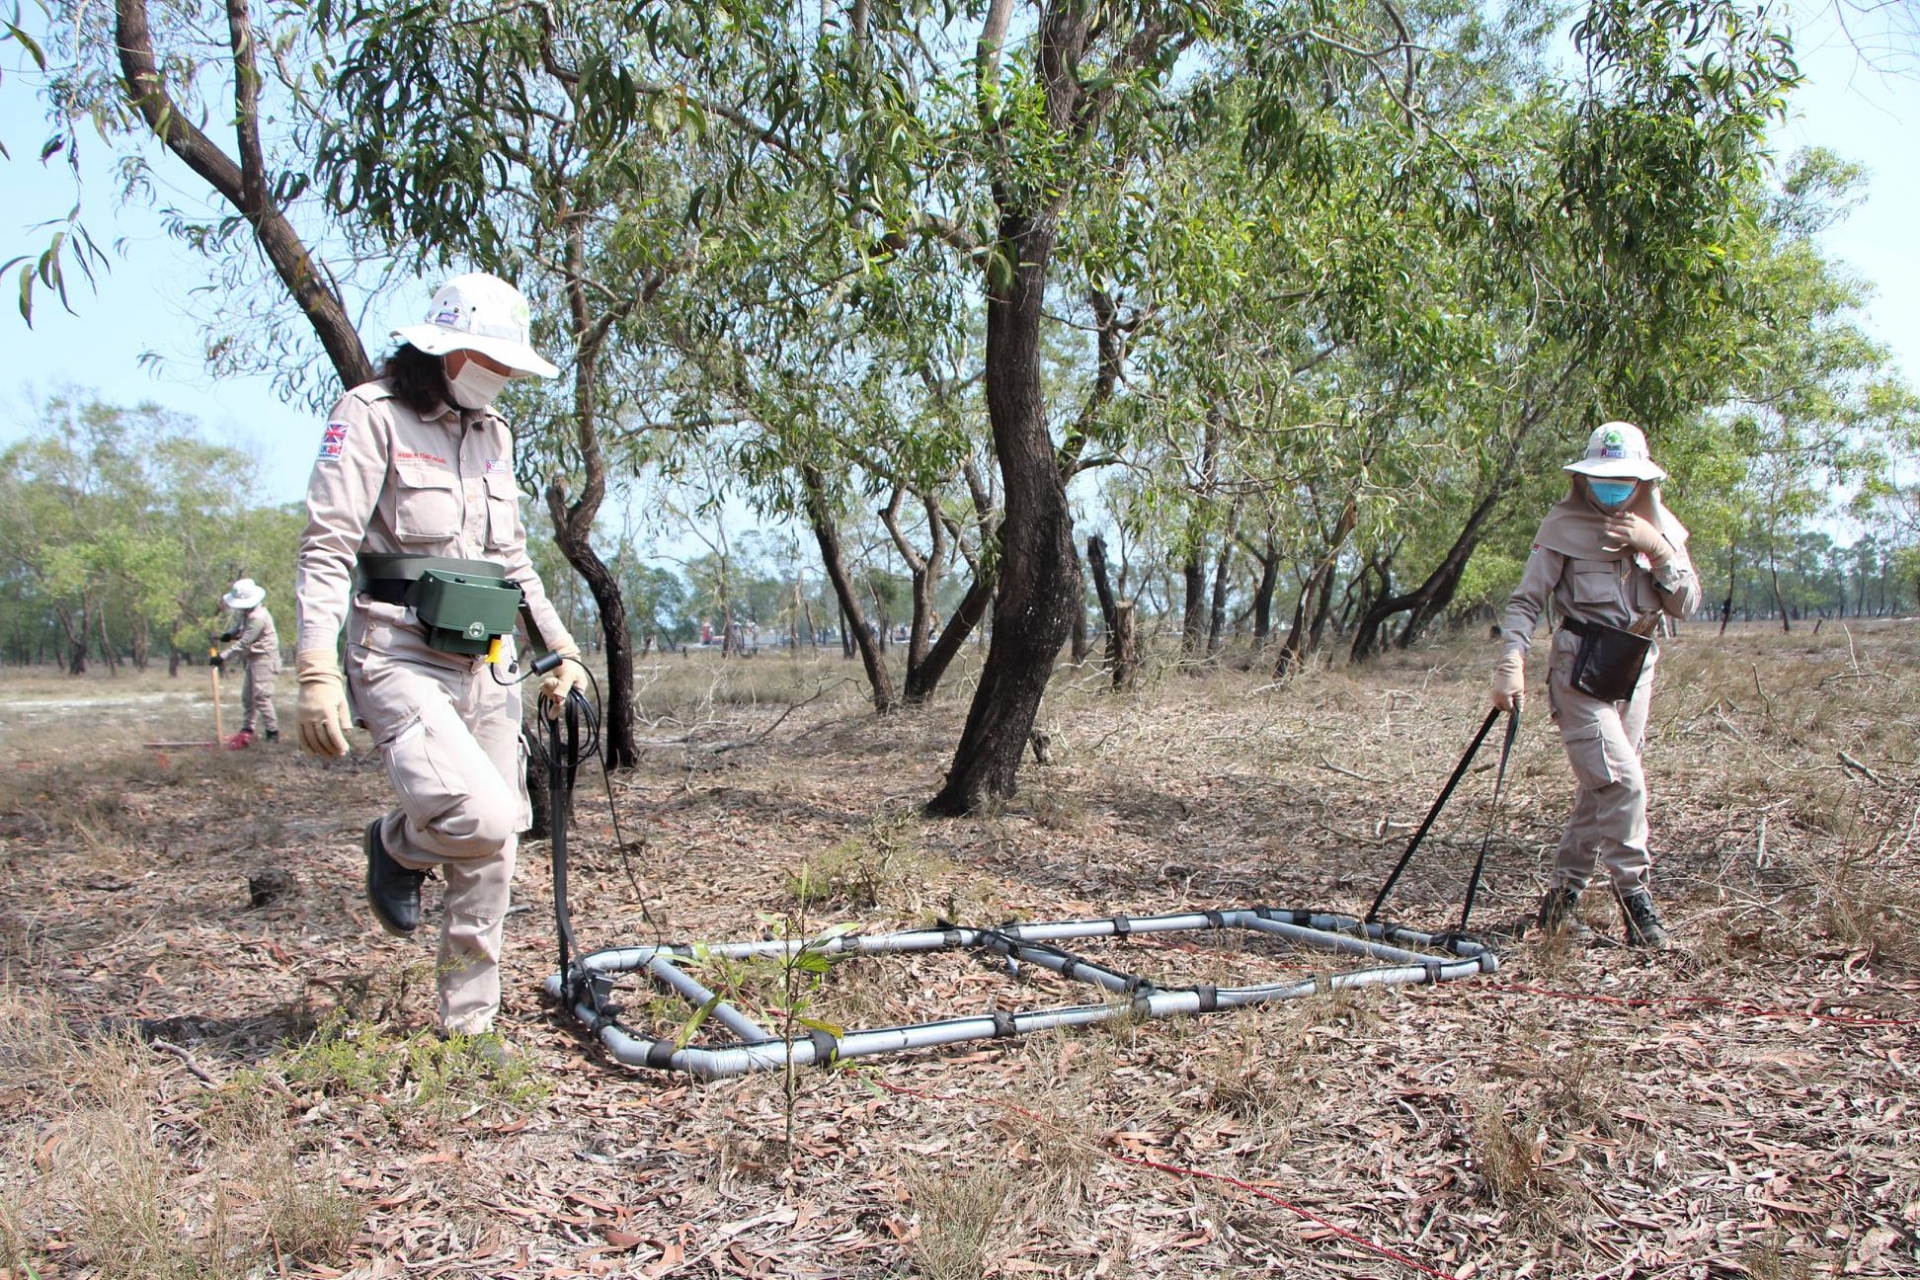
[1569,562,1622,607]
[393,466,462,542]
[483,473,521,551]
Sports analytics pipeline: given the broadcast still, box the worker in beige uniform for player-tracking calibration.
[294,272,586,1040]
[214,578,280,746]
[1491,422,1701,948]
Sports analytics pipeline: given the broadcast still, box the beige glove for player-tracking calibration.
[1491,650,1525,712]
[539,638,587,719]
[1603,513,1672,565]
[296,649,354,757]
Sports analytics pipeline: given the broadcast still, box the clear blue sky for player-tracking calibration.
[1,4,1916,508]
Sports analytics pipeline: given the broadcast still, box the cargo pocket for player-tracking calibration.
[394,466,461,542]
[1570,563,1620,607]
[381,716,465,828]
[483,472,521,551]
[1559,720,1619,789]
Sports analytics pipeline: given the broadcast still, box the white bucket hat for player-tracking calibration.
[391,272,559,379]
[1564,421,1667,482]
[223,578,266,610]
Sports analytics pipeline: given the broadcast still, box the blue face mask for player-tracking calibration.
[1588,480,1637,509]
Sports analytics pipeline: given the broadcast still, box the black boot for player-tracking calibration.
[1536,887,1592,938]
[1618,888,1672,950]
[264,729,280,743]
[365,819,425,937]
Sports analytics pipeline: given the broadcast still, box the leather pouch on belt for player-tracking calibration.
[1569,620,1651,702]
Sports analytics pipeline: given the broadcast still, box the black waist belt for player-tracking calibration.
[1559,615,1595,638]
[357,553,505,604]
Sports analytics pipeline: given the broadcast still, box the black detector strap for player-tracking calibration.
[549,690,587,1007]
[1365,706,1503,924]
[1455,706,1520,934]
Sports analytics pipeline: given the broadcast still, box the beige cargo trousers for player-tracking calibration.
[242,659,280,737]
[1543,628,1655,894]
[348,610,527,1034]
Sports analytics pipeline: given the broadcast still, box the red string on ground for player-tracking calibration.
[869,1076,1464,1280]
[1481,982,1919,1027]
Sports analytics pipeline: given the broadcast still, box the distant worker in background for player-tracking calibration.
[293,272,584,1045]
[213,577,280,747]
[1491,423,1700,949]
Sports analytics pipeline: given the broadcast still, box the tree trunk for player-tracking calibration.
[802,464,896,711]
[1180,553,1207,656]
[1086,535,1135,692]
[1250,544,1279,649]
[116,0,374,391]
[1070,580,1090,664]
[1350,488,1499,662]
[1111,601,1138,692]
[930,209,1078,815]
[1719,542,1737,637]
[1206,503,1240,656]
[1307,557,1338,653]
[1768,546,1790,633]
[905,572,994,702]
[59,607,87,676]
[546,220,639,769]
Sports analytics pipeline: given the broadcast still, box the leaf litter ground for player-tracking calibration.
[2,622,1918,1279]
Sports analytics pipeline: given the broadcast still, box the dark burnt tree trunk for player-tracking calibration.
[1720,541,1737,637]
[906,574,994,702]
[59,607,87,675]
[1086,534,1135,691]
[1350,487,1500,662]
[1181,555,1207,655]
[930,0,1166,811]
[1306,556,1338,653]
[546,217,639,768]
[1070,574,1090,664]
[929,206,1079,813]
[1206,499,1241,655]
[1275,497,1357,678]
[802,464,897,711]
[1246,534,1281,649]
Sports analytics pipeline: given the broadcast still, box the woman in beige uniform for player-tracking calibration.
[1491,422,1700,948]
[214,577,280,746]
[294,272,586,1038]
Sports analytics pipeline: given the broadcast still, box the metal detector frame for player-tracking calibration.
[544,908,1497,1080]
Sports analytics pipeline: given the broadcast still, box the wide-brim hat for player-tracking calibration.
[223,578,266,610]
[392,271,559,379]
[1563,421,1667,482]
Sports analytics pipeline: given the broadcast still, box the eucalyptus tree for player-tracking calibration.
[309,0,769,766]
[11,0,383,399]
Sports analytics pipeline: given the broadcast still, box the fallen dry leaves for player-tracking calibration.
[2,621,1918,1278]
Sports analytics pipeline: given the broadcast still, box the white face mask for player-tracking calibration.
[446,358,512,409]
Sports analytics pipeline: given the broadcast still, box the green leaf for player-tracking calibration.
[672,993,722,1050]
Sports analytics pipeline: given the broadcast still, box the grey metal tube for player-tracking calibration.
[647,956,772,1043]
[548,904,1500,1079]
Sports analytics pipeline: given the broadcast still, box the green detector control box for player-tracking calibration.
[410,569,526,656]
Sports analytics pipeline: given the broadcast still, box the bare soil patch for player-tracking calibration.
[4,622,1918,1278]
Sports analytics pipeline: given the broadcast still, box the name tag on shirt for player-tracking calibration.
[485,459,511,475]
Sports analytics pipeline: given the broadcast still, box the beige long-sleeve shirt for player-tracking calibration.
[218,605,280,669]
[1500,542,1700,658]
[295,380,569,656]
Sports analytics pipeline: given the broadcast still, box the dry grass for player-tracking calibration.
[906,1162,1016,1280]
[0,988,360,1280]
[4,622,1919,1278]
